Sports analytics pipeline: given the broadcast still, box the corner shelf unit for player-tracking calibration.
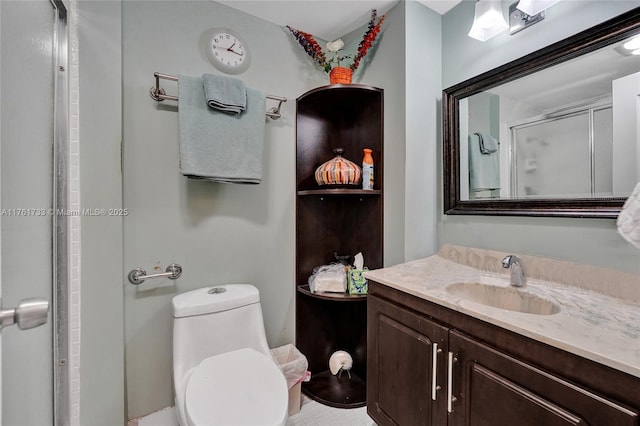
[295,84,383,408]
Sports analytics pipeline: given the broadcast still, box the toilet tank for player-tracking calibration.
[172,284,271,383]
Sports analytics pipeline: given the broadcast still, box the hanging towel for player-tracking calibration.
[617,182,640,249]
[477,132,498,154]
[202,73,246,114]
[469,132,500,191]
[178,74,266,184]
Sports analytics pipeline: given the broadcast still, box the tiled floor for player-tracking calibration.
[287,396,376,426]
[132,396,376,426]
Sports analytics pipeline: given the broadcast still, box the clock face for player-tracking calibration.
[205,29,251,74]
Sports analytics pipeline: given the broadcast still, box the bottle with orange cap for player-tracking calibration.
[362,148,374,190]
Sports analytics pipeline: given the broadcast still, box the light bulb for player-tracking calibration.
[468,0,508,42]
[623,36,640,51]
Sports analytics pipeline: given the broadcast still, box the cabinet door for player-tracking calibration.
[368,295,449,426]
[448,331,639,426]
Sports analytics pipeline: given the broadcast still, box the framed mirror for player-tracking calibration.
[443,7,640,218]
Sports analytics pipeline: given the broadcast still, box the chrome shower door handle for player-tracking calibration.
[0,298,49,330]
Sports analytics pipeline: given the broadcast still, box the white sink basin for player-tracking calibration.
[446,282,560,315]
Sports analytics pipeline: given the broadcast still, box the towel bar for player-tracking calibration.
[150,72,286,120]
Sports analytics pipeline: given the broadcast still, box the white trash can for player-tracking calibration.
[270,344,310,416]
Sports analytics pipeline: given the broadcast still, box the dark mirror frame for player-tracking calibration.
[443,7,640,218]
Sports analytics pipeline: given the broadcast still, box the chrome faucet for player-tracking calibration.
[502,255,526,287]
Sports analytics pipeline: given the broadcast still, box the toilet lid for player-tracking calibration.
[185,348,288,426]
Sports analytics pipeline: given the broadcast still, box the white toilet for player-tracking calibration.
[172,284,289,426]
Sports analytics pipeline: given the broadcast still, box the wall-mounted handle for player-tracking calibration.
[447,351,458,413]
[432,343,442,401]
[0,298,49,330]
[128,263,182,285]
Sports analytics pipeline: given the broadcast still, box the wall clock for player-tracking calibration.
[204,28,251,74]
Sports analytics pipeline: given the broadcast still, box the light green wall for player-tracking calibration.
[77,1,125,425]
[358,3,408,266]
[440,1,640,274]
[405,1,442,261]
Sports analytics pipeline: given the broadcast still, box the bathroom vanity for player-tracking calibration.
[366,246,640,425]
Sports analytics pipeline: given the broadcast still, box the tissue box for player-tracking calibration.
[347,267,368,294]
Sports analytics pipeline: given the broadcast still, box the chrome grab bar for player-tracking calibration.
[128,263,182,285]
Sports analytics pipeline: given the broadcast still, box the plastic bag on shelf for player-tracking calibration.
[308,263,347,293]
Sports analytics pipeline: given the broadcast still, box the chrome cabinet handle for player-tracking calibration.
[0,298,49,330]
[432,343,442,400]
[447,352,458,413]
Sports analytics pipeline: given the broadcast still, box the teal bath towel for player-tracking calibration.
[202,73,247,115]
[469,132,500,191]
[178,75,266,184]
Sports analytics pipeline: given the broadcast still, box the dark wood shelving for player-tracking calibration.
[297,285,367,301]
[301,370,367,408]
[295,84,383,409]
[297,189,382,196]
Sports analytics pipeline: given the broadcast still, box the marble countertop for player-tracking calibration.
[365,246,640,379]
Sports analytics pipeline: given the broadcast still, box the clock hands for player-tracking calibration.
[213,42,244,56]
[226,42,244,56]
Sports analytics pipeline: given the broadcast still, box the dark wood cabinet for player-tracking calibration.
[449,331,638,426]
[367,281,640,426]
[368,295,448,425]
[295,84,384,408]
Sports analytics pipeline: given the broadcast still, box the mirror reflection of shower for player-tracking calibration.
[510,99,613,199]
[460,70,640,201]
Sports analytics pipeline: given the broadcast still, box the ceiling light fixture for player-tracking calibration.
[468,0,509,42]
[516,0,560,16]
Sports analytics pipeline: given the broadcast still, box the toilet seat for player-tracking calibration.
[185,348,288,426]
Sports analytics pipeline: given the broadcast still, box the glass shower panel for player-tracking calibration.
[0,1,55,424]
[513,112,591,198]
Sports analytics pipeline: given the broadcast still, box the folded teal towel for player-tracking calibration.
[469,133,500,191]
[202,73,246,114]
[475,132,498,154]
[178,75,266,184]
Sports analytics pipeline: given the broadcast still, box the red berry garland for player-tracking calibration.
[286,9,386,74]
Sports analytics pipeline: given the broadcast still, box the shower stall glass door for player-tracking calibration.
[0,0,59,424]
[510,105,614,199]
